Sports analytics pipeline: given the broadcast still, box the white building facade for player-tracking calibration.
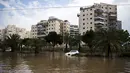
[31,25,37,38]
[47,17,61,35]
[60,20,70,36]
[70,25,79,36]
[78,3,121,35]
[0,29,5,41]
[0,25,31,40]
[31,17,70,38]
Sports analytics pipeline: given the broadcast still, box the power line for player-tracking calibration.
[0,4,130,11]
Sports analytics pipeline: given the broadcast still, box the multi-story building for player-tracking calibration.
[60,20,70,36]
[5,25,17,36]
[31,17,70,38]
[16,27,26,39]
[116,20,122,30]
[70,25,79,36]
[47,17,61,34]
[24,31,31,38]
[31,25,37,38]
[0,29,5,41]
[36,20,48,38]
[0,25,31,40]
[77,3,121,35]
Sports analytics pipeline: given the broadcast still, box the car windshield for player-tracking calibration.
[70,50,77,52]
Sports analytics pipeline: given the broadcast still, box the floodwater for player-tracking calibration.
[0,52,130,73]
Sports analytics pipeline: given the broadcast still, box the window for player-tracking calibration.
[90,13,92,15]
[90,27,92,29]
[83,19,85,21]
[90,18,92,20]
[87,18,88,20]
[102,7,103,8]
[83,14,85,16]
[83,23,85,25]
[110,8,111,9]
[90,22,92,24]
[90,9,92,10]
[105,7,107,9]
[106,20,107,22]
[83,27,85,29]
[115,7,117,10]
[83,10,85,12]
[106,24,107,26]
[87,14,88,15]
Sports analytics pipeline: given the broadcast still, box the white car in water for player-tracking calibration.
[65,50,79,56]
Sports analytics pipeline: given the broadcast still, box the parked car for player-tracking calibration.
[65,50,79,56]
[6,47,11,52]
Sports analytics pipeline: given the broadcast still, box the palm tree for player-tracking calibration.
[45,32,62,51]
[95,29,122,57]
[82,30,96,55]
[0,40,7,52]
[5,34,20,52]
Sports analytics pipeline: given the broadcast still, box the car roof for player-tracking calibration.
[70,50,78,52]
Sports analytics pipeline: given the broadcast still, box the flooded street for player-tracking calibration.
[0,52,130,73]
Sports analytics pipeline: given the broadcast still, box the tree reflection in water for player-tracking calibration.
[0,52,130,73]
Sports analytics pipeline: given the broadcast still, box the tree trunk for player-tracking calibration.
[53,43,55,52]
[89,45,93,55]
[2,48,5,52]
[78,42,81,52]
[64,43,68,52]
[106,44,111,57]
[35,47,39,54]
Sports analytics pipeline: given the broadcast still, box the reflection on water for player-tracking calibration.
[0,52,130,73]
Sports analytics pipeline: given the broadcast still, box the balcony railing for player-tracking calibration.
[95,21,104,27]
[94,15,105,20]
[109,12,117,20]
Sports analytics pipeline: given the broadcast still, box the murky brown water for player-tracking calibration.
[0,52,130,73]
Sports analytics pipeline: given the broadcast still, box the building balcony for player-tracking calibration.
[109,12,117,20]
[94,9,103,13]
[94,15,105,20]
[95,21,104,27]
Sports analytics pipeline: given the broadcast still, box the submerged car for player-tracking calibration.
[65,50,79,56]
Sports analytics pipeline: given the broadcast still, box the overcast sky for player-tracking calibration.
[0,0,130,32]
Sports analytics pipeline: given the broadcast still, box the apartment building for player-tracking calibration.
[116,20,122,30]
[24,31,31,38]
[78,3,121,35]
[31,25,37,38]
[70,25,79,36]
[0,25,31,39]
[16,27,26,39]
[5,25,17,36]
[47,17,61,34]
[60,20,70,36]
[36,20,48,38]
[31,17,70,38]
[0,29,5,41]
